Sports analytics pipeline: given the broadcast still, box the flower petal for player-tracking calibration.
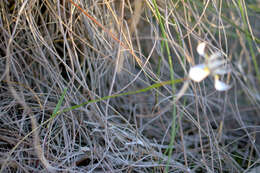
[189,64,210,82]
[213,67,232,75]
[208,51,222,60]
[208,59,226,70]
[197,42,206,56]
[214,77,231,91]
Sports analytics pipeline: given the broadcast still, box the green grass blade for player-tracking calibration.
[51,87,68,118]
[238,0,260,83]
[152,1,178,172]
[54,79,183,117]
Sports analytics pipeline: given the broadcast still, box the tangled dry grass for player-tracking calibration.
[0,0,260,172]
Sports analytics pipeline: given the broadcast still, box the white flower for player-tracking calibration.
[188,64,210,82]
[188,42,232,91]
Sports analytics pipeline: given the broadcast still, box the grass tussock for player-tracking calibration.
[0,0,260,172]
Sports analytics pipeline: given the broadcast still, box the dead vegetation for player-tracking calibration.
[0,0,260,172]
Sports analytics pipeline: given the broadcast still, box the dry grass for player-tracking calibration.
[0,0,260,172]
